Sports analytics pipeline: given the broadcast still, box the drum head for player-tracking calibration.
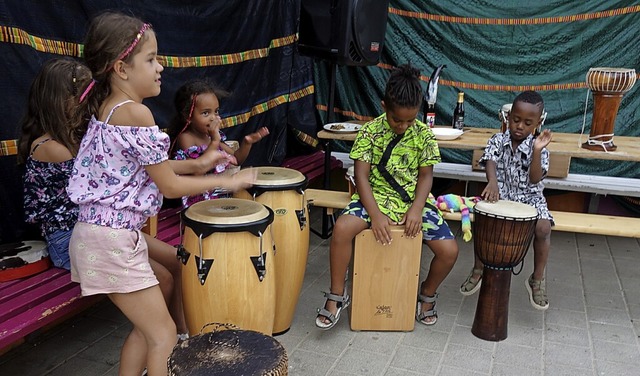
[185,198,270,225]
[475,200,537,219]
[169,329,288,376]
[247,166,306,187]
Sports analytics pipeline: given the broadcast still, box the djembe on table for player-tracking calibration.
[583,67,636,151]
[471,200,537,341]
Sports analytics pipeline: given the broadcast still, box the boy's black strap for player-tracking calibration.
[376,134,412,203]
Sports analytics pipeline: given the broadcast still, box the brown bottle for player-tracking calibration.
[451,92,465,130]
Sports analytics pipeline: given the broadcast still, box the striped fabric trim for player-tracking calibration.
[315,105,375,122]
[221,84,314,128]
[160,34,297,67]
[0,25,296,67]
[291,128,319,148]
[389,5,640,25]
[377,63,640,92]
[0,139,18,157]
[0,85,315,153]
[0,26,83,56]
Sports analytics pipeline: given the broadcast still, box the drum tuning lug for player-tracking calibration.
[250,252,268,282]
[176,245,191,265]
[194,256,214,285]
[296,209,307,229]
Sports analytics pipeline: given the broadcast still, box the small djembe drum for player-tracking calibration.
[169,323,288,376]
[471,200,537,341]
[234,166,309,335]
[499,104,512,133]
[583,67,636,151]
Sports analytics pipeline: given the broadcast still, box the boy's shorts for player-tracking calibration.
[341,200,454,241]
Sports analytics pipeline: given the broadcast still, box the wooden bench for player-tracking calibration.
[305,188,640,238]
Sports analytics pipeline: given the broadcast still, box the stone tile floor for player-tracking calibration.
[2,215,640,375]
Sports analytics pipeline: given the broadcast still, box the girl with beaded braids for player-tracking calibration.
[168,79,269,208]
[315,64,459,330]
[66,12,255,375]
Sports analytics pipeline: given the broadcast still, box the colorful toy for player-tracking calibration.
[436,194,482,241]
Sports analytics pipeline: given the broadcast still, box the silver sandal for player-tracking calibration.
[460,268,483,296]
[525,274,549,310]
[315,290,350,330]
[416,293,438,326]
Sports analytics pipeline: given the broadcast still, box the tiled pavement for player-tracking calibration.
[2,213,640,375]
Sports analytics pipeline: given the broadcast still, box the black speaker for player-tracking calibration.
[298,0,390,66]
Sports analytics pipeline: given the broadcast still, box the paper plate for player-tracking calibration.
[432,128,463,140]
[323,123,362,133]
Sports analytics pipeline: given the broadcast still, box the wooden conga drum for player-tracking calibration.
[169,323,288,376]
[471,200,537,341]
[234,167,309,335]
[180,199,276,335]
[583,67,636,151]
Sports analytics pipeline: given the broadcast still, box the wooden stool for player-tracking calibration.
[350,226,422,331]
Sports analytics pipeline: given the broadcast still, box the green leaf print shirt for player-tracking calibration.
[349,114,441,222]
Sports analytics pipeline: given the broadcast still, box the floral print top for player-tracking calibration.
[23,151,78,237]
[172,130,230,208]
[67,101,169,231]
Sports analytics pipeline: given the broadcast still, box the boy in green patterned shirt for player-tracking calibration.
[315,65,459,330]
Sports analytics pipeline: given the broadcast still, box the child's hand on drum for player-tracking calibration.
[482,180,500,202]
[399,206,422,238]
[225,167,257,191]
[370,212,393,245]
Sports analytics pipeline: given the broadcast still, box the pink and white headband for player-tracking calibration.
[117,23,151,61]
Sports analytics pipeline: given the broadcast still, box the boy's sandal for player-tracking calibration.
[460,268,483,296]
[416,293,438,326]
[315,290,351,330]
[525,274,549,311]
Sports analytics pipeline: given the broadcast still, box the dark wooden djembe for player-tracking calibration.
[471,200,537,341]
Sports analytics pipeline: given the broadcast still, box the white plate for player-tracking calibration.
[323,122,362,133]
[432,127,463,140]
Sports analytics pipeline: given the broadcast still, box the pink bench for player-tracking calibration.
[0,267,101,353]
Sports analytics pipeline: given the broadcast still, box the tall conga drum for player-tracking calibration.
[180,198,275,335]
[583,67,636,151]
[234,167,309,335]
[471,200,537,341]
[169,323,288,376]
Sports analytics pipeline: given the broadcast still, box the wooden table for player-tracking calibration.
[316,125,640,238]
[319,126,640,162]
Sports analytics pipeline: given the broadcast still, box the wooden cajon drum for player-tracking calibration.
[350,226,422,331]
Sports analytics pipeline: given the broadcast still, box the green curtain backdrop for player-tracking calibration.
[313,1,640,177]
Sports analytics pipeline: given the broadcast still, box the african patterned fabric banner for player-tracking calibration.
[313,1,640,178]
[0,1,317,243]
